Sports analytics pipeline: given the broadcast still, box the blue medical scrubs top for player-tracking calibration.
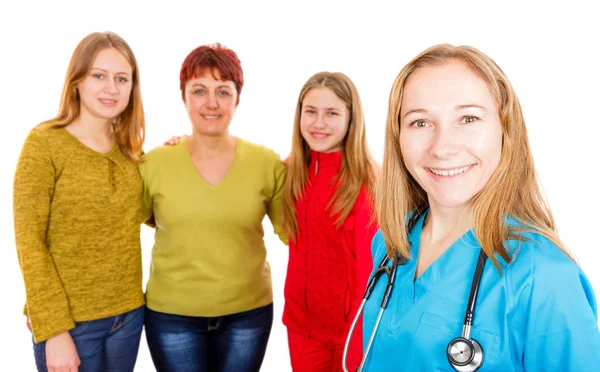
[362,212,600,371]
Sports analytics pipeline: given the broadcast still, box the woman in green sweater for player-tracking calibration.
[13,32,146,372]
[140,43,286,372]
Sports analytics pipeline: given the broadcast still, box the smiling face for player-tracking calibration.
[399,60,503,210]
[300,87,350,153]
[77,47,133,122]
[184,70,237,137]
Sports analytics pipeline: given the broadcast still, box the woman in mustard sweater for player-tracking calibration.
[139,43,286,372]
[13,32,146,372]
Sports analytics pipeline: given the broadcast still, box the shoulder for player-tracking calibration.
[24,126,62,145]
[238,138,282,163]
[19,126,67,159]
[505,229,598,321]
[237,138,285,176]
[505,230,579,283]
[138,143,185,182]
[140,143,182,167]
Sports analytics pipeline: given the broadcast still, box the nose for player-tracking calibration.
[104,77,119,95]
[428,125,461,159]
[206,92,219,109]
[312,112,327,129]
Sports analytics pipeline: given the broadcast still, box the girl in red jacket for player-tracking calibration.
[281,71,379,372]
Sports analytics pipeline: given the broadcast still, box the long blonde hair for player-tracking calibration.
[39,31,145,163]
[378,44,572,269]
[283,72,378,240]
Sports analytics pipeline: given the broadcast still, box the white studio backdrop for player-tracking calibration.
[0,0,598,370]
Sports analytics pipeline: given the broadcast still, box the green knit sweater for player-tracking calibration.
[13,126,144,343]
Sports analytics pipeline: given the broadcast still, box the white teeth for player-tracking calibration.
[429,165,471,177]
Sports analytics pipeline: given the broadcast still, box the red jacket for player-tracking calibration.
[283,150,377,366]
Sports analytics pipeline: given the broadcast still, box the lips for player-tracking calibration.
[99,98,117,107]
[310,132,330,140]
[427,164,475,177]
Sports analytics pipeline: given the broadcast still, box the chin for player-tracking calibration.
[97,108,126,120]
[309,143,335,153]
[429,193,472,210]
[200,129,227,137]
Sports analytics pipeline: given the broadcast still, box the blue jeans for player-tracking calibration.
[145,303,273,372]
[33,306,144,372]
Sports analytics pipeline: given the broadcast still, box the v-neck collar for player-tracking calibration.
[384,210,484,333]
[408,210,482,303]
[181,137,241,189]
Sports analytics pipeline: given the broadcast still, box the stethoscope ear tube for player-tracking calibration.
[362,255,389,300]
[381,253,403,309]
[343,253,405,372]
[342,298,367,372]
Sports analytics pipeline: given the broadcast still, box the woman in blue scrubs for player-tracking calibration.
[354,44,600,371]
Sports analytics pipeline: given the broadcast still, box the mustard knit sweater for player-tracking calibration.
[13,126,144,343]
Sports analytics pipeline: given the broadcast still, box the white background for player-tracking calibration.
[1,0,598,370]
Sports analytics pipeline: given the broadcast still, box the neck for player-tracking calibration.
[424,201,473,245]
[188,132,235,158]
[69,111,113,138]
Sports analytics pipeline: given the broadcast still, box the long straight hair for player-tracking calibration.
[282,72,378,241]
[39,31,145,162]
[378,44,572,269]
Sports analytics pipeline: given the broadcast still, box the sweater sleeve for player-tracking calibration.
[138,158,155,227]
[267,155,288,245]
[13,129,75,343]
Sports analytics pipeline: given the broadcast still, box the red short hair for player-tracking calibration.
[179,43,244,104]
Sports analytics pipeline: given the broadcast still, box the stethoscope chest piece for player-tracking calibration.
[446,337,484,372]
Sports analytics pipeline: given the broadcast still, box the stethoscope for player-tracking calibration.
[342,217,488,372]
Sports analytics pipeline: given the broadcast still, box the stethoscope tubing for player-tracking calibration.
[343,249,487,372]
[343,254,402,372]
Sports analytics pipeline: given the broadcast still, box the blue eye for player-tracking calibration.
[194,89,205,95]
[327,111,339,116]
[117,76,128,83]
[93,73,104,79]
[218,90,231,97]
[462,116,479,124]
[304,109,316,114]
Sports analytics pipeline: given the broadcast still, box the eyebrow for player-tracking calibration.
[401,104,488,120]
[401,108,428,120]
[190,83,233,89]
[303,105,342,111]
[456,104,487,112]
[90,67,131,76]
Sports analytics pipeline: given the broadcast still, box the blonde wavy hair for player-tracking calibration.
[38,31,145,162]
[283,72,378,240]
[378,44,572,269]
